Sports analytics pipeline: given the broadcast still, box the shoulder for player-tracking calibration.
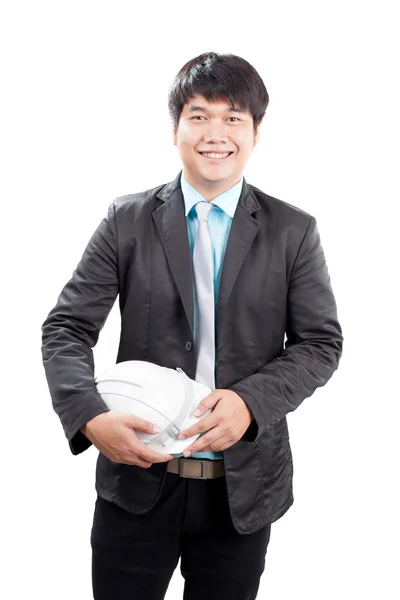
[246,183,317,257]
[112,182,166,212]
[248,182,314,228]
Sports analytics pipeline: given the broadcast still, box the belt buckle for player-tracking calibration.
[179,458,208,479]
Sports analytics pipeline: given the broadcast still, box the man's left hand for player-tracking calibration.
[177,389,253,456]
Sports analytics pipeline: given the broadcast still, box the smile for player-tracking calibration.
[198,151,234,162]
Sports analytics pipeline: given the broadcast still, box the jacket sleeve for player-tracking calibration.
[41,202,119,455]
[231,216,344,443]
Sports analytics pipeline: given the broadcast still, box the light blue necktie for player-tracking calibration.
[193,202,215,390]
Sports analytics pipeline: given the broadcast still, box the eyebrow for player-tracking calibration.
[188,104,247,114]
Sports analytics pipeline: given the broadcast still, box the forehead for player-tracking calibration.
[183,93,250,116]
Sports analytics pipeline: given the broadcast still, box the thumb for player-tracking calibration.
[192,390,221,417]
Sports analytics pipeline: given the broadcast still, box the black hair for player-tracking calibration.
[168,52,269,134]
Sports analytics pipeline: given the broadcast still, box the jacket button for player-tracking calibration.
[185,341,193,351]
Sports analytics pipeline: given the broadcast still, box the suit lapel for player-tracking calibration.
[216,179,262,339]
[153,172,195,338]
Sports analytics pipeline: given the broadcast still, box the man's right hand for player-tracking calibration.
[80,411,173,467]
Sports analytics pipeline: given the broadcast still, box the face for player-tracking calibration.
[172,93,261,200]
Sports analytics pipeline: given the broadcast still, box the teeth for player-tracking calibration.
[201,152,231,159]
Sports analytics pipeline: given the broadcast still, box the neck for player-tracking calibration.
[183,170,242,201]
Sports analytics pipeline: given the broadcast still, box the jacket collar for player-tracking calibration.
[180,171,244,218]
[155,169,261,215]
[153,170,264,342]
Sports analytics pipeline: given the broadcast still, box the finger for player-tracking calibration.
[134,441,173,463]
[192,389,222,417]
[178,413,218,440]
[183,427,221,456]
[188,433,235,455]
[122,455,166,468]
[131,457,153,468]
[143,450,173,463]
[130,430,173,461]
[100,449,153,468]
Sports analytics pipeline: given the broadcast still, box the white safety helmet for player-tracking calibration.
[95,360,212,455]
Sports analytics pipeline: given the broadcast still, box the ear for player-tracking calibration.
[172,124,177,146]
[253,123,261,147]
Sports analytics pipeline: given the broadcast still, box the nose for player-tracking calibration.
[202,121,229,144]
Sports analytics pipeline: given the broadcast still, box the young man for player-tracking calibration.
[41,52,343,600]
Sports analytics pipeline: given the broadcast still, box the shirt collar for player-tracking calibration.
[180,171,243,218]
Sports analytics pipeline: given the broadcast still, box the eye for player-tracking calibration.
[190,116,241,122]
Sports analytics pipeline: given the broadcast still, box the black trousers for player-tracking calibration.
[90,469,272,600]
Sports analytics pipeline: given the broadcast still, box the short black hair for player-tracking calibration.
[168,52,269,134]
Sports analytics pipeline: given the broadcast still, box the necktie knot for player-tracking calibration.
[195,201,213,222]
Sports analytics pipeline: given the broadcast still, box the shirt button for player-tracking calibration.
[185,341,193,351]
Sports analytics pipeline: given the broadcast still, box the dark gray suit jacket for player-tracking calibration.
[41,170,343,535]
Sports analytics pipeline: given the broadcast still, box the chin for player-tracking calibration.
[198,167,232,180]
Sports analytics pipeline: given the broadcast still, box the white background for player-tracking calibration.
[1,1,399,598]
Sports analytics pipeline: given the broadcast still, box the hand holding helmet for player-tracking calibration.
[80,411,173,467]
[82,360,213,467]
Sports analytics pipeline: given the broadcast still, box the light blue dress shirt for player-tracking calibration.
[172,171,244,461]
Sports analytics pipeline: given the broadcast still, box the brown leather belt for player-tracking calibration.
[167,457,225,479]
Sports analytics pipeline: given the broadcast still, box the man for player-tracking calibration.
[41,52,343,599]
